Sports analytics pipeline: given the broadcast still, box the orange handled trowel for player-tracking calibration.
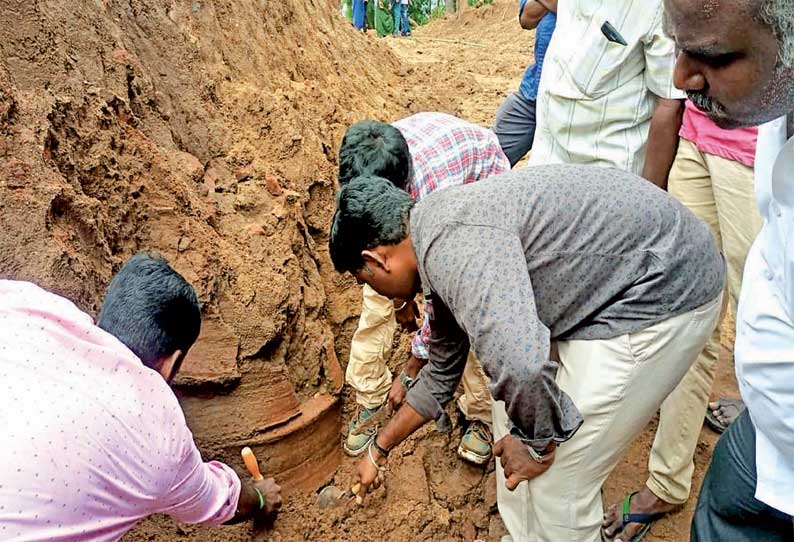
[241,447,273,542]
[242,446,264,481]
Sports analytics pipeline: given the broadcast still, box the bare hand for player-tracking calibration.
[356,452,385,498]
[388,377,407,412]
[388,355,427,412]
[253,477,282,516]
[394,298,420,332]
[493,436,555,490]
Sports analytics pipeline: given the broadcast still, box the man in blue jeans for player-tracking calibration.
[392,0,410,37]
[493,0,556,167]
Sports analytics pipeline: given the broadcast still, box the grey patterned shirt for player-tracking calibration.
[405,164,725,449]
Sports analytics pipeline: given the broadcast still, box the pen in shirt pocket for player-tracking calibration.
[601,20,628,46]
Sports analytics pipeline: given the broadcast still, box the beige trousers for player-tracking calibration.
[647,138,762,504]
[347,284,493,423]
[494,295,722,542]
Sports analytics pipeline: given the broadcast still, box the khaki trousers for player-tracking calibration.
[494,296,722,542]
[647,138,762,504]
[347,284,493,423]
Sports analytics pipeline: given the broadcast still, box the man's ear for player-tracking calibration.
[361,248,390,272]
[159,349,183,383]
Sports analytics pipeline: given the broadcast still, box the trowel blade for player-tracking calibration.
[317,485,347,509]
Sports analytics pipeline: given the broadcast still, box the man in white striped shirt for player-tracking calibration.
[528,0,685,188]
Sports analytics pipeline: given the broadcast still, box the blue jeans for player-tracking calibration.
[392,3,409,35]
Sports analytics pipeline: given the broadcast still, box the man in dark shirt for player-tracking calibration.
[329,165,724,541]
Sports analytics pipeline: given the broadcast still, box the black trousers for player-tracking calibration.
[691,409,794,542]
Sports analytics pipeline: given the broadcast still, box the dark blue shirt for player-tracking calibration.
[517,1,556,102]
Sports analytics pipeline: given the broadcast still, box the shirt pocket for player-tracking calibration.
[547,15,643,101]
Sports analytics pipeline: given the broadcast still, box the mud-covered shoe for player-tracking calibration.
[457,420,493,465]
[344,404,384,457]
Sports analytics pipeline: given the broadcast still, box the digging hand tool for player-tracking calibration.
[317,482,363,509]
[241,447,274,542]
[242,446,263,480]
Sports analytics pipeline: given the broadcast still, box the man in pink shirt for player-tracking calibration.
[603,101,761,541]
[0,253,281,542]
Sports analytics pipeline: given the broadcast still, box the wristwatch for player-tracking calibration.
[527,444,555,464]
[510,425,556,463]
[400,370,414,390]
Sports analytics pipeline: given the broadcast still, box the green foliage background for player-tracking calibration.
[408,0,431,25]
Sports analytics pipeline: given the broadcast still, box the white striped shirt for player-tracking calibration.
[529,0,685,174]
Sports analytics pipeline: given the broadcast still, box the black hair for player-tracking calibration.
[98,252,201,370]
[329,176,415,274]
[338,120,411,190]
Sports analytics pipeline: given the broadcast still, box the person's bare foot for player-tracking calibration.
[706,398,745,432]
[602,487,680,541]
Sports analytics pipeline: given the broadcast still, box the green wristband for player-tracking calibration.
[253,487,265,510]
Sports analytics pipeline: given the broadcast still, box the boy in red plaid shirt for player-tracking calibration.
[337,112,509,464]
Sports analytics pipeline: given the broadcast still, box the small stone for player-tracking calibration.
[271,205,287,221]
[170,151,203,182]
[177,236,192,252]
[204,158,236,193]
[235,167,254,182]
[265,174,283,196]
[247,224,265,237]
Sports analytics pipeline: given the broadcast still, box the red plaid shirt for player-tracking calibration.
[394,112,510,200]
[392,113,510,358]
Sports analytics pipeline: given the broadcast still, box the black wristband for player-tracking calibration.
[372,435,390,458]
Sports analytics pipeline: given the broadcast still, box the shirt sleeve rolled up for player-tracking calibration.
[643,4,686,100]
[410,302,432,360]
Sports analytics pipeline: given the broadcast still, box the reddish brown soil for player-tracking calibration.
[0,2,738,541]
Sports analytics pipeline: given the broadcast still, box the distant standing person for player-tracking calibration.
[370,0,395,37]
[493,0,556,166]
[392,0,410,37]
[353,0,367,31]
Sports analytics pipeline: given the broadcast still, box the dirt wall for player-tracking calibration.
[0,0,509,540]
[0,0,446,507]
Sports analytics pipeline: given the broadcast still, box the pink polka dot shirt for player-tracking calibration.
[0,280,241,541]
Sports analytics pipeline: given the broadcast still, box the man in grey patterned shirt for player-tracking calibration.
[329,165,724,542]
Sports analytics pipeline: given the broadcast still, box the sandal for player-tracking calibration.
[704,398,745,434]
[601,492,666,542]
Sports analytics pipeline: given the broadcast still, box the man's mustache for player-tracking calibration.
[687,90,726,117]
